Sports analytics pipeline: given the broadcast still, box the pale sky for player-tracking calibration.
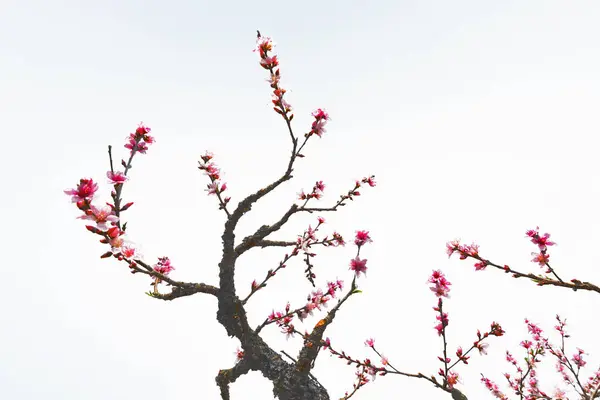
[2,1,599,399]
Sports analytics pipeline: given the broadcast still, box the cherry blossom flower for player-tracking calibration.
[64,178,98,203]
[153,257,175,276]
[330,232,345,247]
[350,257,368,277]
[526,227,556,250]
[354,230,373,247]
[531,252,550,266]
[124,124,154,155]
[365,338,375,347]
[446,371,460,388]
[434,312,449,336]
[79,205,119,230]
[254,36,274,56]
[572,348,587,368]
[107,171,128,185]
[428,270,451,298]
[363,176,376,187]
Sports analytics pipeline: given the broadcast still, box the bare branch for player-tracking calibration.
[215,358,253,400]
[149,282,220,300]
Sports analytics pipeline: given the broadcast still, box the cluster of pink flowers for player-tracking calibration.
[255,34,332,144]
[65,178,99,205]
[481,315,600,399]
[153,257,175,276]
[481,376,508,399]
[428,270,451,298]
[526,227,556,269]
[298,180,326,201]
[446,240,489,270]
[64,125,174,286]
[254,35,292,118]
[198,151,230,204]
[124,124,155,155]
[307,108,330,138]
[354,230,372,247]
[267,279,344,339]
[349,231,372,278]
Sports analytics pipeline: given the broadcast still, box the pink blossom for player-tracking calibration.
[481,376,507,399]
[135,124,151,137]
[331,232,345,246]
[446,371,460,388]
[326,280,343,296]
[119,245,137,259]
[552,388,567,399]
[349,257,368,277]
[317,216,325,224]
[476,342,489,355]
[124,124,153,155]
[531,252,550,266]
[490,322,504,337]
[310,119,328,137]
[435,312,449,336]
[254,36,274,56]
[107,171,128,185]
[260,55,279,69]
[205,181,219,195]
[572,348,587,368]
[354,230,373,247]
[203,163,220,180]
[308,108,330,137]
[362,176,376,187]
[200,151,214,163]
[521,340,533,349]
[79,205,119,230]
[428,270,451,298]
[311,108,329,120]
[365,338,375,347]
[446,240,480,259]
[64,178,98,203]
[153,257,175,276]
[526,227,556,250]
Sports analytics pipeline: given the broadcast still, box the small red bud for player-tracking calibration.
[120,202,134,211]
[85,225,103,234]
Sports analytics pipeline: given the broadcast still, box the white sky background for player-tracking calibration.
[1,0,600,399]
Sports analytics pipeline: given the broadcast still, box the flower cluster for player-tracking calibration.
[267,279,345,338]
[153,257,175,276]
[198,151,231,208]
[307,108,330,138]
[254,35,293,118]
[65,178,99,205]
[482,316,600,399]
[65,125,173,287]
[354,230,372,247]
[349,231,372,278]
[298,180,326,201]
[526,227,556,270]
[446,240,489,270]
[428,270,451,298]
[124,124,155,155]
